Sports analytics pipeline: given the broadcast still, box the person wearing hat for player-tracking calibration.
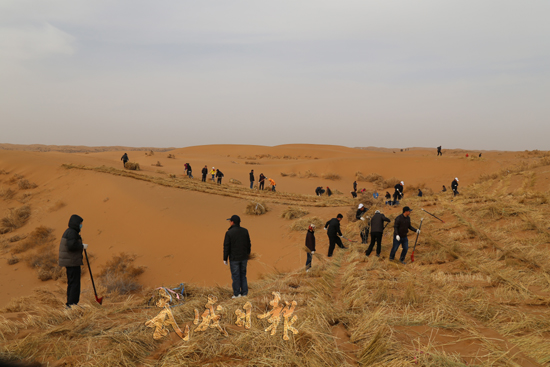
[356,204,367,220]
[324,214,346,257]
[210,167,216,182]
[390,206,419,264]
[393,181,404,203]
[249,170,255,189]
[201,165,208,182]
[366,210,391,257]
[305,224,316,272]
[223,215,252,299]
[451,178,459,196]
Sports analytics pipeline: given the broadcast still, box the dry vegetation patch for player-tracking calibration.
[290,216,324,231]
[17,178,37,190]
[124,162,141,170]
[245,201,268,215]
[0,187,16,200]
[98,253,145,294]
[0,205,31,234]
[280,207,309,220]
[322,173,341,180]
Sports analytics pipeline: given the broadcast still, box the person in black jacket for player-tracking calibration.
[315,186,325,196]
[216,169,224,184]
[58,214,88,308]
[258,173,265,190]
[305,224,316,271]
[437,146,442,156]
[356,203,367,220]
[121,153,129,167]
[451,178,459,196]
[326,187,332,197]
[223,215,252,298]
[186,163,193,178]
[389,207,419,264]
[418,189,423,197]
[324,214,346,257]
[365,210,391,257]
[393,181,404,203]
[353,181,357,193]
[201,165,208,182]
[249,170,255,189]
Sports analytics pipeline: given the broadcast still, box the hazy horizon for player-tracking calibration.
[1,1,549,150]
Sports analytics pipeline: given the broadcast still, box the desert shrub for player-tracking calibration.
[18,179,37,190]
[299,170,318,178]
[356,172,384,183]
[245,201,268,215]
[49,200,66,212]
[7,256,19,265]
[322,173,341,180]
[0,206,31,234]
[0,169,9,175]
[280,172,296,177]
[151,161,163,167]
[378,177,400,189]
[0,187,16,200]
[26,250,64,281]
[405,182,434,196]
[229,178,242,185]
[290,216,324,231]
[13,226,54,254]
[167,154,176,159]
[8,174,24,184]
[245,161,261,165]
[8,234,27,242]
[125,162,141,170]
[145,150,154,156]
[281,207,309,220]
[98,253,145,294]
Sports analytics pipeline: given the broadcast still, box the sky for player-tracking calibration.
[1,1,549,150]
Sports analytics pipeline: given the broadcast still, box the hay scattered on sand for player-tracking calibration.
[245,201,268,215]
[151,161,163,167]
[322,173,341,180]
[18,178,37,190]
[280,206,309,220]
[299,170,318,178]
[0,205,31,234]
[167,154,176,159]
[229,178,242,185]
[280,172,296,177]
[98,253,145,294]
[48,200,66,212]
[0,187,16,200]
[125,162,141,170]
[290,216,324,231]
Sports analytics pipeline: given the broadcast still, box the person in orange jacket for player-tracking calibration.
[268,178,276,192]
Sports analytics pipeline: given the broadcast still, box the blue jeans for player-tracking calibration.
[390,236,409,261]
[229,260,248,297]
[250,182,254,189]
[305,253,312,270]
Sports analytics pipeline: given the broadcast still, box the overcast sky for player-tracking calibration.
[1,1,549,150]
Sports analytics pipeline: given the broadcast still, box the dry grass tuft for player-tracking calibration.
[48,200,66,212]
[8,234,27,242]
[280,172,296,177]
[290,216,324,231]
[280,206,309,220]
[124,162,141,170]
[0,169,9,175]
[98,253,145,294]
[322,173,341,180]
[13,226,55,254]
[358,325,390,365]
[7,256,19,265]
[405,182,434,196]
[0,187,16,200]
[299,170,318,178]
[245,201,268,215]
[229,178,242,185]
[0,205,31,234]
[17,179,37,190]
[167,154,176,158]
[151,161,163,167]
[356,172,384,183]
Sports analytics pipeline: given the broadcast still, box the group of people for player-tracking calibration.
[249,170,276,191]
[200,166,225,184]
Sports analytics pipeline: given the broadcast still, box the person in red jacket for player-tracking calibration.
[305,224,316,272]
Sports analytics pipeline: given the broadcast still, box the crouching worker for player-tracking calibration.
[58,214,88,308]
[315,186,325,196]
[389,207,419,264]
[325,214,346,257]
[305,224,316,272]
[223,215,252,299]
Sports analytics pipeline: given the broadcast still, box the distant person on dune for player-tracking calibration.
[452,178,459,196]
[210,167,216,182]
[442,185,447,192]
[201,165,208,182]
[418,189,423,197]
[259,173,266,190]
[305,224,316,272]
[121,153,129,167]
[366,210,391,258]
[351,190,357,198]
[216,169,224,184]
[268,178,276,192]
[437,146,442,156]
[393,181,404,203]
[326,187,332,197]
[223,215,251,299]
[353,181,357,193]
[58,214,87,308]
[315,186,325,196]
[325,214,346,257]
[249,170,255,189]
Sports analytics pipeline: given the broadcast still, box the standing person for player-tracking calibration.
[324,214,346,257]
[451,178,459,196]
[418,189,423,197]
[201,165,208,182]
[385,191,391,205]
[249,170,255,189]
[353,181,357,193]
[183,163,188,176]
[326,187,332,197]
[393,181,404,203]
[437,146,442,156]
[389,207,419,264]
[305,224,316,272]
[365,210,391,257]
[258,173,266,190]
[216,169,224,184]
[187,163,193,178]
[121,153,129,167]
[268,178,276,192]
[223,215,251,299]
[58,214,87,308]
[210,167,216,182]
[356,203,367,220]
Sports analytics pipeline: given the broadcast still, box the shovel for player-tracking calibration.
[84,249,103,305]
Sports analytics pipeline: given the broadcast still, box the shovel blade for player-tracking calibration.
[95,296,104,305]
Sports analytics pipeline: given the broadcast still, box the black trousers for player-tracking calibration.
[259,181,264,190]
[365,232,383,256]
[66,266,81,307]
[327,236,345,257]
[202,174,206,182]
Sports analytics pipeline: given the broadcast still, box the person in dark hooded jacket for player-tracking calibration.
[451,178,459,196]
[121,153,129,167]
[58,214,87,308]
[201,165,208,182]
[365,210,391,257]
[223,215,252,298]
[305,224,316,271]
[324,214,346,257]
[249,170,255,189]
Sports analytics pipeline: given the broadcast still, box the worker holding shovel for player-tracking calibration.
[389,207,420,264]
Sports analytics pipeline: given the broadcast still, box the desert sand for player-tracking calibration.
[1,144,549,366]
